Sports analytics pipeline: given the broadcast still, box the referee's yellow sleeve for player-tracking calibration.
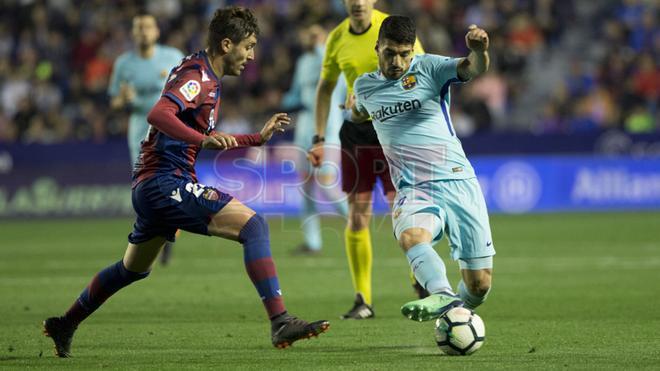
[414,38,425,55]
[320,33,341,83]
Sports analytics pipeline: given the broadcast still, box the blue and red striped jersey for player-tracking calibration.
[133,50,221,186]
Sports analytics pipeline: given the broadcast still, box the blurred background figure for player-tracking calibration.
[0,0,655,144]
[108,11,184,265]
[109,11,184,166]
[281,24,348,255]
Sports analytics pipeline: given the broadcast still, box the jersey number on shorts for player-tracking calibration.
[185,182,206,198]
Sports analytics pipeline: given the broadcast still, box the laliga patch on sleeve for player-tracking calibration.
[179,80,201,101]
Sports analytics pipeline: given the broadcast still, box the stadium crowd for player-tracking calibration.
[0,0,657,144]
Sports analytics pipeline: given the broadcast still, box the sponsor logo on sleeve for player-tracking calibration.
[179,80,201,101]
[202,187,220,201]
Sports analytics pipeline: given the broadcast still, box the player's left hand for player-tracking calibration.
[339,94,356,111]
[465,24,489,52]
[202,132,237,150]
[212,132,238,149]
[260,113,291,143]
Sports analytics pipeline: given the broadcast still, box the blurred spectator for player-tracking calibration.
[536,100,565,134]
[464,71,508,125]
[507,12,543,55]
[0,0,657,145]
[625,105,656,133]
[632,53,659,102]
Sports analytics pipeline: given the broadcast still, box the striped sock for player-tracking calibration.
[64,260,150,325]
[239,214,286,319]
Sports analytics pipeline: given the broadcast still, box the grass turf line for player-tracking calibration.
[1,213,659,369]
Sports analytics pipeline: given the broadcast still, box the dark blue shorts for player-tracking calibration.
[128,176,233,244]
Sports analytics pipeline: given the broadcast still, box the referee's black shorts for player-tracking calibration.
[339,119,395,195]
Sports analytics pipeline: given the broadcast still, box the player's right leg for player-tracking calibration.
[392,190,463,322]
[205,198,329,348]
[397,224,463,322]
[43,237,165,357]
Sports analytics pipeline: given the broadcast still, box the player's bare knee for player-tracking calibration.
[398,228,432,251]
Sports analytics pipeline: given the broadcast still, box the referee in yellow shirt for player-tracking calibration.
[308,0,424,319]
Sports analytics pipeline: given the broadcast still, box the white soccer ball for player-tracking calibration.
[434,307,485,355]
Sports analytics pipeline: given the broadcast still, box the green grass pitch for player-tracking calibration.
[1,213,659,370]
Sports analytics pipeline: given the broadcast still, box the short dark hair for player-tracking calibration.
[378,15,416,45]
[207,6,260,55]
[134,7,152,18]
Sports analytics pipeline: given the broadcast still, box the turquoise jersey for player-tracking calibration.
[108,44,184,164]
[354,54,475,188]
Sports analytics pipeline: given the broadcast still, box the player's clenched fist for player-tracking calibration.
[465,24,489,52]
[260,113,291,143]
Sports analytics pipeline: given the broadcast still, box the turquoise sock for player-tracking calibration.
[301,185,322,251]
[458,280,489,309]
[320,186,348,217]
[405,243,452,295]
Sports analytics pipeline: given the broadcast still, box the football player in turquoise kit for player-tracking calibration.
[108,11,184,264]
[43,7,329,357]
[352,16,494,321]
[109,12,184,166]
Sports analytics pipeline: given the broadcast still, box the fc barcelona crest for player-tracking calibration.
[402,74,417,90]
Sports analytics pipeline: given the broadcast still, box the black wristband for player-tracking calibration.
[312,135,325,144]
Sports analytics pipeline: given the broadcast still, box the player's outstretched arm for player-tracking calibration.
[214,113,290,149]
[457,25,490,82]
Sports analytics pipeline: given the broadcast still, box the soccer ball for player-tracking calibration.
[434,307,485,355]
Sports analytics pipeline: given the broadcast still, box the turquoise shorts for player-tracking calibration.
[128,114,150,167]
[392,178,495,261]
